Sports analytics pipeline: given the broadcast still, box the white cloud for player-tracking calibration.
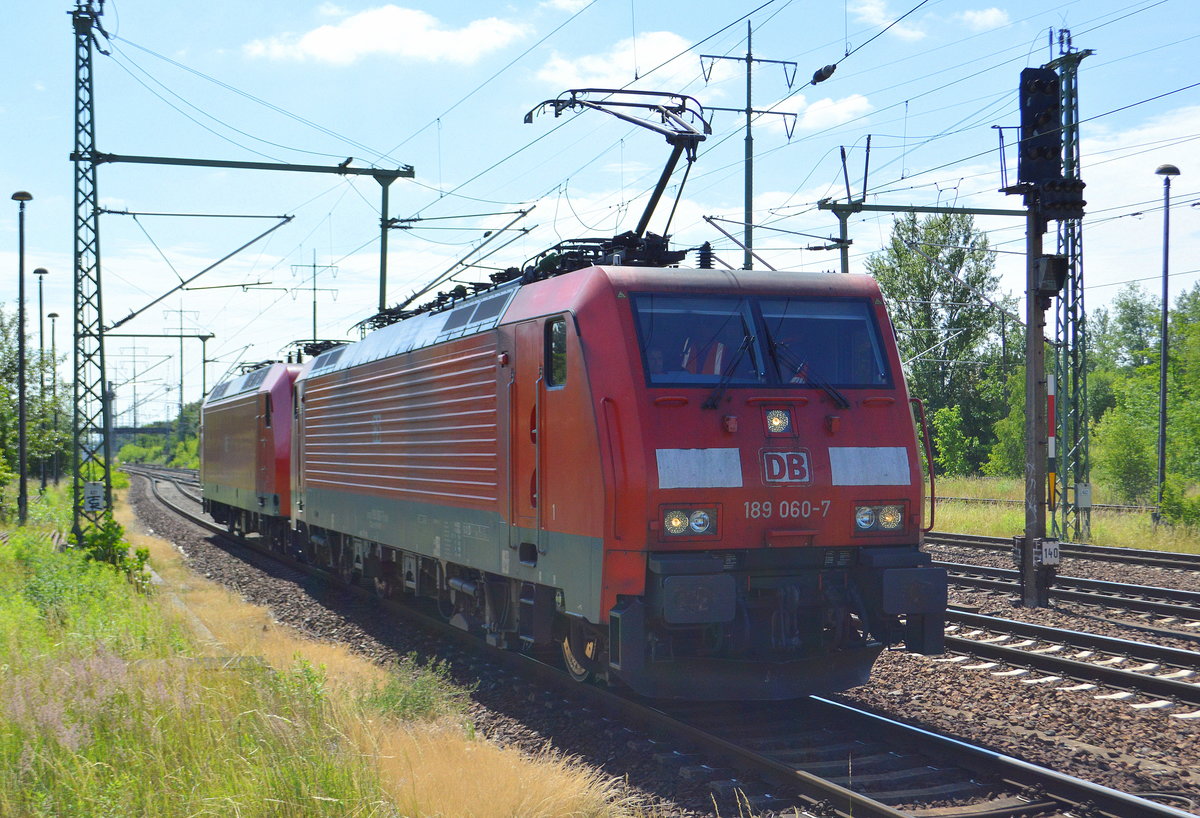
[956,8,1010,31]
[537,31,734,92]
[849,0,926,42]
[800,94,873,131]
[541,0,591,11]
[760,93,873,136]
[244,6,528,66]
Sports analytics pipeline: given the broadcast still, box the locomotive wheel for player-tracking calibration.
[561,634,592,683]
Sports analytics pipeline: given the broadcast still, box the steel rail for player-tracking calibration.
[944,613,1200,707]
[807,697,1198,818]
[927,531,1200,571]
[937,561,1200,619]
[948,608,1200,667]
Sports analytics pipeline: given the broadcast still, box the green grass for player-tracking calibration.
[0,528,399,817]
[934,476,1200,553]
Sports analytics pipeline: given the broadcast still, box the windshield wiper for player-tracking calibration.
[702,333,756,409]
[770,339,850,409]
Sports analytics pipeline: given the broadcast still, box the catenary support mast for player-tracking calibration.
[1049,32,1093,542]
[72,2,112,541]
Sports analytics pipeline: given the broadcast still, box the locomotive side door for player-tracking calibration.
[510,320,543,551]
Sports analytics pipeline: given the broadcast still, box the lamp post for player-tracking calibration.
[48,312,60,484]
[34,268,48,489]
[11,191,32,524]
[1155,163,1180,512]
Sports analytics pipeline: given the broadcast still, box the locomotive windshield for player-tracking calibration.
[633,294,763,385]
[632,293,891,388]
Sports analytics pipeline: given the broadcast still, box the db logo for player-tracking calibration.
[761,450,811,484]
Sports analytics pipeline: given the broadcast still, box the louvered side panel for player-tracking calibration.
[302,334,500,509]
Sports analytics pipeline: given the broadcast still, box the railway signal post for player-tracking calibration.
[1008,65,1085,607]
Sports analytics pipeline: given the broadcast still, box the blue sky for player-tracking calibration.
[2,0,1198,424]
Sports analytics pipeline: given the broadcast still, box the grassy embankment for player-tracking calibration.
[933,476,1200,554]
[0,487,643,818]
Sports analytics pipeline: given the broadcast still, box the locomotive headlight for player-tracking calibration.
[854,503,905,533]
[665,510,690,534]
[689,510,712,533]
[877,505,903,529]
[765,409,791,434]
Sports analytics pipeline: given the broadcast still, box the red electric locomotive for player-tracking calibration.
[279,238,945,700]
[201,89,945,700]
[200,361,302,548]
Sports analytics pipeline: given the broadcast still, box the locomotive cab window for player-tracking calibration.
[546,317,568,387]
[264,394,273,427]
[632,294,763,386]
[631,293,890,389]
[760,298,891,388]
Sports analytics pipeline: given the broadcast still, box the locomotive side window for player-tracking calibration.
[264,394,273,428]
[632,294,763,386]
[759,298,890,388]
[546,317,568,387]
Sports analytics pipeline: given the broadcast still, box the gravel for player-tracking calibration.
[129,477,1200,816]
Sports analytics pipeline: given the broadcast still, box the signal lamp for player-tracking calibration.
[877,505,903,529]
[765,409,791,434]
[664,510,690,535]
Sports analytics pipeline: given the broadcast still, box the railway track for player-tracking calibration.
[928,531,1200,572]
[944,609,1200,714]
[934,497,1155,514]
[132,467,1198,818]
[937,561,1200,623]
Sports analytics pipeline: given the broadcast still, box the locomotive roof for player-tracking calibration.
[298,265,882,382]
[600,265,883,298]
[300,279,523,381]
[205,361,296,406]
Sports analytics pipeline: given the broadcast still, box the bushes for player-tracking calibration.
[931,406,974,477]
[1160,478,1200,528]
[70,515,150,592]
[1092,407,1157,504]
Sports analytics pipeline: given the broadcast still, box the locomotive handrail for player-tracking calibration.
[910,397,935,533]
[601,397,625,541]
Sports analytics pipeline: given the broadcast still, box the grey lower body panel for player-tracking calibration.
[297,486,605,621]
[204,483,281,517]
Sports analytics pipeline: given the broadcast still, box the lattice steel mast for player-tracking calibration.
[71,1,113,541]
[1049,32,1093,542]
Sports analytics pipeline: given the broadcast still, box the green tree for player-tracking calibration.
[931,405,974,476]
[0,306,72,503]
[1092,403,1156,503]
[1090,283,1159,371]
[1168,283,1200,482]
[866,212,1008,470]
[983,369,1025,477]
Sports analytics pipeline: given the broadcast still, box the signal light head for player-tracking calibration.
[664,510,690,534]
[765,409,791,434]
